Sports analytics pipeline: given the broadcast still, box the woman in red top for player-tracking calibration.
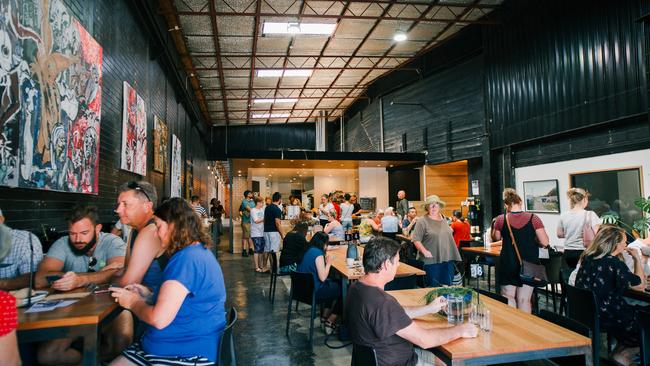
[492,189,550,313]
[450,210,471,247]
[0,291,20,366]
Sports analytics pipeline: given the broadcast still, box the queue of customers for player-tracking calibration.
[0,181,227,365]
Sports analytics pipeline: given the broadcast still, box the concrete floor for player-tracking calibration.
[215,230,564,366]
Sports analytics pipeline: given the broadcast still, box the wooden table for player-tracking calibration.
[17,292,123,366]
[388,288,593,366]
[327,244,425,309]
[461,244,502,288]
[625,287,650,303]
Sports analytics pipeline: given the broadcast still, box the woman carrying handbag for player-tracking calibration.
[492,188,550,313]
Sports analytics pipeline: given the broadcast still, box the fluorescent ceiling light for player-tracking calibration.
[393,31,408,42]
[263,22,336,35]
[257,69,312,77]
[251,112,291,118]
[253,98,298,104]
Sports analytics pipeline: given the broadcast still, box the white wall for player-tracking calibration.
[359,167,389,211]
[313,169,358,200]
[515,149,650,246]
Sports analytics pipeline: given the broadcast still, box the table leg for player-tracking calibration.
[493,256,500,290]
[341,278,349,313]
[82,324,99,366]
[583,345,593,366]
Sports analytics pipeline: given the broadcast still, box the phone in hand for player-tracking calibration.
[46,275,62,284]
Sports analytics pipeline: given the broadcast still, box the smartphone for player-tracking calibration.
[46,275,62,284]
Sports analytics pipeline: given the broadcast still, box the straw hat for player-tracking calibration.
[423,195,446,211]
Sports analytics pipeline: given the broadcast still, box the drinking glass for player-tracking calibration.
[447,295,464,325]
[480,309,492,332]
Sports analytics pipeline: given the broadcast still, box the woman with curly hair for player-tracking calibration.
[110,198,226,365]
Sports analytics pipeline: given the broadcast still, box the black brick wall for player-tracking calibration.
[0,0,210,232]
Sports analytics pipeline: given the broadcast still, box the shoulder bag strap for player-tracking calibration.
[505,214,523,265]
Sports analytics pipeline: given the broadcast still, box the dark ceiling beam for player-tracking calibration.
[246,0,262,124]
[193,53,408,59]
[196,66,413,71]
[207,0,230,125]
[206,96,368,101]
[267,0,309,125]
[304,1,397,122]
[330,0,480,120]
[211,86,366,91]
[287,1,351,123]
[211,107,346,112]
[176,11,499,25]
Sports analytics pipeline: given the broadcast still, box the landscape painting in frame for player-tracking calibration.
[121,81,147,175]
[523,179,560,213]
[170,134,181,197]
[0,0,103,194]
[153,116,167,173]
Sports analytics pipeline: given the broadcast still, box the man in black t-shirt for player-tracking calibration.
[263,192,284,272]
[346,237,477,365]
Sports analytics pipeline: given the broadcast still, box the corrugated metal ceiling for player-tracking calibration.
[162,0,502,126]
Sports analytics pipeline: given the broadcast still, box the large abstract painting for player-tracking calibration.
[0,0,103,194]
[170,134,181,197]
[121,81,146,175]
[153,115,167,173]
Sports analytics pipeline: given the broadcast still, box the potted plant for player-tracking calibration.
[602,196,650,239]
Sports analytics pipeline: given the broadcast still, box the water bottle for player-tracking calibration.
[346,243,357,267]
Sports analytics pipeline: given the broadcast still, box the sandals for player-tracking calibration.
[255,267,262,272]
[323,320,339,335]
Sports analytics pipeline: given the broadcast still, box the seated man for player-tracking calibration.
[35,204,131,365]
[402,207,418,236]
[346,237,477,365]
[0,208,44,290]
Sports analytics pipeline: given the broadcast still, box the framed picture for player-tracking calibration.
[523,180,560,213]
[570,167,643,228]
[170,134,182,198]
[153,116,168,173]
[0,0,103,194]
[121,81,147,176]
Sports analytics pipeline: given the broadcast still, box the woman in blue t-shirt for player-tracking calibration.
[110,198,226,365]
[297,231,341,329]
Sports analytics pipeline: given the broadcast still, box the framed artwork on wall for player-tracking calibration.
[170,134,182,197]
[121,81,147,176]
[0,0,103,194]
[523,179,560,213]
[570,167,643,228]
[153,116,167,173]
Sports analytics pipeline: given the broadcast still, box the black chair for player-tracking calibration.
[559,268,573,315]
[542,252,563,313]
[351,343,378,366]
[269,251,288,305]
[384,275,417,291]
[218,307,237,366]
[285,271,319,349]
[405,258,426,288]
[639,310,650,366]
[539,309,592,365]
[565,283,601,366]
[473,287,508,304]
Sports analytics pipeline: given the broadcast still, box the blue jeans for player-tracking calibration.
[341,220,353,231]
[316,279,342,315]
[424,261,455,287]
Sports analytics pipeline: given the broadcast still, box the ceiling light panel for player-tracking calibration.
[253,98,298,104]
[251,112,291,118]
[257,69,312,77]
[262,22,336,35]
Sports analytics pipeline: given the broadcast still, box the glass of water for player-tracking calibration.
[447,295,464,325]
[480,308,492,332]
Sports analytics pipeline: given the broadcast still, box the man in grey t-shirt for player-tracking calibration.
[35,205,130,365]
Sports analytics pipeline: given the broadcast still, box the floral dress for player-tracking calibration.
[575,255,641,338]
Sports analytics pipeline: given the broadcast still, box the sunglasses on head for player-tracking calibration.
[127,181,151,202]
[88,256,98,272]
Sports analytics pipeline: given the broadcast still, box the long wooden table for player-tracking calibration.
[327,244,425,309]
[17,292,123,366]
[388,288,592,366]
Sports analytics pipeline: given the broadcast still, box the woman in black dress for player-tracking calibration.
[492,188,550,313]
[575,225,646,365]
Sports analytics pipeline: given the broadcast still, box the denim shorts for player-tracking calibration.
[251,237,265,253]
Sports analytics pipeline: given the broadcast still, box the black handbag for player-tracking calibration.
[505,214,548,287]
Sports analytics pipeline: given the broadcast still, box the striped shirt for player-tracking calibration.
[192,204,207,218]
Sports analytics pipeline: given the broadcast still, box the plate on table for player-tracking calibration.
[10,289,49,308]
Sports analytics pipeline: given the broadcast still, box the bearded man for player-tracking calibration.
[35,204,131,365]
